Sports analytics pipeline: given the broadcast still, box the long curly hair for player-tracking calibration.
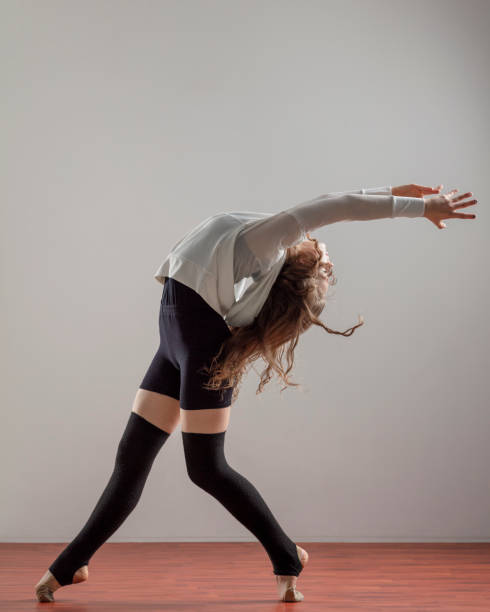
[199,232,365,404]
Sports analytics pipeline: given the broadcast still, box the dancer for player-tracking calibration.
[35,183,477,603]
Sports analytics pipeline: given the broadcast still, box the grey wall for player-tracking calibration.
[2,0,489,546]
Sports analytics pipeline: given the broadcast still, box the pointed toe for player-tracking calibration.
[35,584,55,603]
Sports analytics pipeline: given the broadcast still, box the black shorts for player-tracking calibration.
[139,277,234,410]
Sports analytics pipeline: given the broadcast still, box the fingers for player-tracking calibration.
[452,191,474,203]
[450,212,477,219]
[454,200,478,211]
[445,195,477,220]
[437,221,447,229]
[427,187,478,228]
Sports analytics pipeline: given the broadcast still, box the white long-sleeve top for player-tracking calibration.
[154,185,425,327]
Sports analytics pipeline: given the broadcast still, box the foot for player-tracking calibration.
[275,544,309,602]
[35,565,89,602]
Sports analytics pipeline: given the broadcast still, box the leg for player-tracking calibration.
[35,390,179,602]
[181,406,308,601]
[172,285,308,600]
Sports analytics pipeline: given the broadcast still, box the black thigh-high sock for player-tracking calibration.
[48,412,170,586]
[182,430,303,576]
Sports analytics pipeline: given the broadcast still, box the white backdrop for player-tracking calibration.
[2,0,489,545]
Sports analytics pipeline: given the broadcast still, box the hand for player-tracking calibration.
[423,188,478,230]
[392,183,444,197]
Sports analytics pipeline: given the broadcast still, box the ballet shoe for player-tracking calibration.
[275,544,309,602]
[35,565,89,602]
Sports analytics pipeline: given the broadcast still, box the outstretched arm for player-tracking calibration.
[283,190,425,235]
[239,186,425,271]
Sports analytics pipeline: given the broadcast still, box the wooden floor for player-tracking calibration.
[2,542,490,610]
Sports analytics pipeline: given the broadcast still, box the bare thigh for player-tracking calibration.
[131,389,181,434]
[180,406,231,434]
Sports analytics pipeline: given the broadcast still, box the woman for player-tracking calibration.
[35,183,477,603]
